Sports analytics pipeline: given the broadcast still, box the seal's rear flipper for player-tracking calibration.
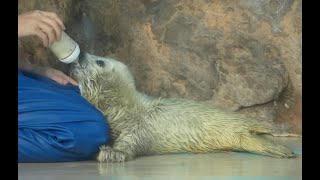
[241,135,296,158]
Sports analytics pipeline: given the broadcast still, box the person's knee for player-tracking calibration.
[72,120,110,158]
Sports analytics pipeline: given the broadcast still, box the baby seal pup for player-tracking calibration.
[69,53,295,162]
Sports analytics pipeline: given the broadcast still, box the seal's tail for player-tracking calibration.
[241,134,296,158]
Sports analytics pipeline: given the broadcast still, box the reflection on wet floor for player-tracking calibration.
[18,137,302,180]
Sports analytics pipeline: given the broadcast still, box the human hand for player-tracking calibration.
[18,10,66,47]
[38,67,79,86]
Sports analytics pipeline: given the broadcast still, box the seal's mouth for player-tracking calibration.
[75,52,88,68]
[68,52,88,77]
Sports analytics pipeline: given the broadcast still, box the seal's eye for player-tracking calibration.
[96,60,105,67]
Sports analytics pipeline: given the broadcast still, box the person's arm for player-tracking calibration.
[18,58,78,86]
[18,10,78,86]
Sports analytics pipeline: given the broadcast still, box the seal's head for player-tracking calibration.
[69,53,136,108]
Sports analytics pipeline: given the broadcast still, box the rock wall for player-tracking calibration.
[18,0,302,135]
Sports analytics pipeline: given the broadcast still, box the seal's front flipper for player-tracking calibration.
[97,126,149,162]
[97,145,127,163]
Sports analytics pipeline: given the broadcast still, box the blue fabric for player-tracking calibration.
[18,69,110,162]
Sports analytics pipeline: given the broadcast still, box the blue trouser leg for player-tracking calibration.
[18,69,110,162]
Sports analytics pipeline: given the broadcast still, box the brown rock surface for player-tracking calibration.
[18,0,302,135]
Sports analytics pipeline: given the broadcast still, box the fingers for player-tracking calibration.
[34,28,49,47]
[55,71,79,86]
[64,76,79,86]
[42,12,66,31]
[36,21,56,47]
[55,78,69,85]
[35,11,65,44]
[45,68,79,86]
[39,15,63,42]
[24,10,66,46]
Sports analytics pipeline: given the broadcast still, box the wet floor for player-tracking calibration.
[18,137,302,180]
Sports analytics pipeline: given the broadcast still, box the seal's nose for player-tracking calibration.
[78,52,85,65]
[79,52,85,59]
